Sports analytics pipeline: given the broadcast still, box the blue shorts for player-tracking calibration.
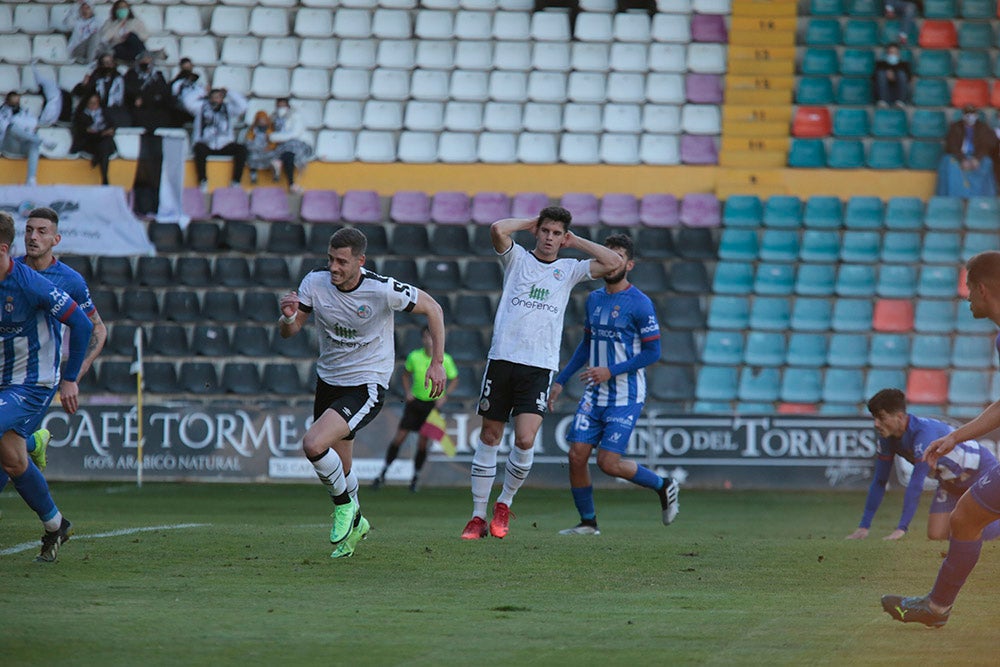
[930,486,961,514]
[969,462,1000,514]
[566,400,643,455]
[0,384,55,439]
[21,386,58,436]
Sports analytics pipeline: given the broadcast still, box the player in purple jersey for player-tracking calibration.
[0,211,93,562]
[884,250,1000,626]
[848,388,1000,542]
[548,234,676,535]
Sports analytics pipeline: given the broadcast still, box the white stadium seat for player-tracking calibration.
[657,0,693,11]
[607,73,646,103]
[404,101,445,131]
[362,100,404,130]
[600,133,641,164]
[331,69,371,100]
[262,38,302,67]
[289,67,330,99]
[250,7,290,36]
[455,10,492,40]
[581,0,616,10]
[397,131,438,163]
[493,41,532,71]
[488,71,527,103]
[372,9,412,39]
[212,65,251,93]
[411,69,450,100]
[316,130,356,162]
[642,105,682,133]
[415,10,453,40]
[681,104,722,134]
[527,71,567,103]
[449,70,489,102]
[379,0,418,7]
[567,72,606,103]
[559,133,600,164]
[415,41,455,69]
[131,5,163,33]
[324,100,364,130]
[492,12,531,40]
[693,0,732,13]
[652,14,691,42]
[113,129,144,161]
[298,38,338,68]
[303,0,340,6]
[339,39,377,68]
[57,64,88,91]
[377,40,417,69]
[531,42,570,72]
[455,41,493,70]
[646,73,685,104]
[483,102,522,132]
[498,0,534,8]
[575,14,613,42]
[521,102,560,132]
[562,103,602,133]
[649,43,686,72]
[444,101,483,132]
[0,65,20,93]
[640,134,681,165]
[220,37,259,66]
[437,131,477,162]
[0,34,31,63]
[145,36,179,64]
[334,9,372,38]
[603,104,642,133]
[38,127,73,159]
[687,44,727,74]
[48,5,75,33]
[371,68,411,100]
[32,35,68,64]
[571,43,610,72]
[610,43,649,72]
[294,100,324,129]
[295,8,334,38]
[613,13,651,42]
[14,5,52,33]
[461,0,498,8]
[477,132,517,164]
[0,7,13,34]
[517,132,558,163]
[181,36,219,66]
[210,7,250,36]
[423,0,460,8]
[531,12,570,41]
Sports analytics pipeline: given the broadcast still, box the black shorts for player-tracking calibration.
[477,359,553,423]
[399,398,436,431]
[313,377,386,440]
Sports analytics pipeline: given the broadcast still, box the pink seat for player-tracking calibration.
[639,194,679,227]
[431,191,471,224]
[679,193,720,227]
[472,192,511,224]
[690,14,728,43]
[390,190,431,224]
[559,193,599,226]
[685,74,723,104]
[680,135,718,165]
[250,187,292,222]
[599,193,640,227]
[299,189,341,223]
[182,187,209,220]
[511,192,550,218]
[210,186,250,220]
[341,190,382,223]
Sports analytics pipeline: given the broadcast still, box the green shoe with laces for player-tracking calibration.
[329,499,358,544]
[331,515,370,559]
[29,429,51,471]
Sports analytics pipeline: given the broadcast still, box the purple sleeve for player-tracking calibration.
[859,456,894,529]
[61,305,94,382]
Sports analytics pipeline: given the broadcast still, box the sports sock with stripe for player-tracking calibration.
[497,446,533,507]
[470,438,498,519]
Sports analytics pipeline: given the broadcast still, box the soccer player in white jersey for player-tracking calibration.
[462,206,624,540]
[279,227,447,559]
[548,233,677,535]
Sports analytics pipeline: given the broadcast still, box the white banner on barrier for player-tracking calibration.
[1,185,156,257]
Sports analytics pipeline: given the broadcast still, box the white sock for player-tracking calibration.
[345,469,360,508]
[43,511,63,533]
[310,449,347,498]
[470,438,498,519]
[497,446,534,507]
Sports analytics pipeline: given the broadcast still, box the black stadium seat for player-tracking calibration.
[660,295,706,330]
[241,291,280,323]
[254,257,292,287]
[627,262,670,293]
[147,221,183,252]
[463,260,503,291]
[90,289,120,321]
[99,361,136,394]
[232,325,271,357]
[271,326,314,358]
[648,364,695,401]
[202,291,242,322]
[636,228,677,259]
[263,363,303,395]
[175,257,213,286]
[59,255,93,282]
[107,323,141,356]
[675,227,718,260]
[390,225,430,256]
[180,362,220,394]
[162,290,201,322]
[120,289,159,320]
[660,330,698,365]
[222,362,262,395]
[96,256,132,286]
[214,256,254,287]
[453,294,493,326]
[136,256,173,286]
[144,361,180,393]
[669,261,711,294]
[266,222,307,253]
[420,259,461,292]
[447,328,487,362]
[148,324,189,356]
[186,221,221,251]
[220,221,258,252]
[431,225,472,256]
[380,259,419,285]
[191,325,232,356]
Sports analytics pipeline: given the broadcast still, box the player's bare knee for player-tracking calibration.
[301,432,327,458]
[567,446,589,469]
[479,423,504,446]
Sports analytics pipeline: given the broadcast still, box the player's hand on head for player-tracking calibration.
[845,527,869,540]
[547,383,562,412]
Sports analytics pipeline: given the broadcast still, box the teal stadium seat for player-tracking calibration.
[723,195,762,227]
[713,261,754,294]
[918,265,959,297]
[912,80,950,107]
[952,335,994,368]
[823,369,865,404]
[821,402,864,415]
[828,139,865,169]
[962,232,998,261]
[805,19,842,46]
[708,296,750,330]
[914,299,955,333]
[956,50,991,78]
[847,0,881,16]
[925,196,964,229]
[840,231,880,262]
[795,264,837,296]
[961,0,996,19]
[800,229,840,262]
[738,367,781,402]
[843,20,880,46]
[876,264,917,298]
[801,48,839,76]
[884,196,924,229]
[915,51,953,78]
[840,48,875,75]
[754,263,795,295]
[831,298,873,331]
[872,109,908,137]
[836,78,872,104]
[865,368,907,396]
[910,335,952,368]
[880,19,918,44]
[696,366,738,401]
[718,229,759,261]
[959,23,993,49]
[833,108,871,137]
[923,0,957,18]
[844,196,884,228]
[949,370,991,407]
[921,230,960,262]
[787,333,828,366]
[804,196,843,228]
[880,231,921,262]
[910,110,947,138]
[763,195,803,228]
[736,402,775,413]
[810,0,845,15]
[797,77,835,105]
[867,140,905,169]
[869,333,910,367]
[780,368,822,403]
[788,139,827,168]
[827,333,869,367]
[908,141,943,170]
[836,264,877,297]
[964,197,1000,229]
[702,331,744,365]
[744,332,786,366]
[956,301,993,333]
[760,230,800,262]
[692,401,732,414]
[748,297,791,331]
[791,298,833,331]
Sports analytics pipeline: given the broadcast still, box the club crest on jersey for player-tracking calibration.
[356,304,372,319]
[479,398,490,412]
[4,296,12,313]
[552,268,565,281]
[611,305,620,318]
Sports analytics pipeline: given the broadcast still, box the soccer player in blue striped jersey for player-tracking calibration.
[548,234,677,535]
[847,388,1000,542]
[0,211,93,562]
[883,250,1000,626]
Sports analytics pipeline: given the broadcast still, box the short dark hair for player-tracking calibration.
[967,251,1000,288]
[604,233,634,260]
[26,207,59,227]
[5,92,18,104]
[0,212,14,247]
[276,97,290,105]
[537,205,572,231]
[330,227,367,257]
[867,388,906,416]
[179,57,192,66]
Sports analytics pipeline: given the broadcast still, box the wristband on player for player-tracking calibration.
[280,313,296,325]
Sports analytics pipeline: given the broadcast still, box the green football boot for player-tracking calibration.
[29,429,51,471]
[331,515,370,559]
[329,499,358,544]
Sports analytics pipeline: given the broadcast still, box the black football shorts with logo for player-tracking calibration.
[477,359,553,422]
[313,377,386,440]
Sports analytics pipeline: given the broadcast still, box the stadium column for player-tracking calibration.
[717,0,797,199]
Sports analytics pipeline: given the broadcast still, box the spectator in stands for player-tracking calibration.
[31,62,73,127]
[73,53,132,127]
[884,0,919,45]
[268,98,313,194]
[243,110,275,185]
[937,105,998,198]
[99,0,151,64]
[67,1,103,65]
[71,92,117,186]
[124,51,172,132]
[191,88,248,192]
[169,57,204,127]
[0,92,50,186]
[874,44,910,108]
[534,0,580,37]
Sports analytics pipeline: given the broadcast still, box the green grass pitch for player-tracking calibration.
[2,483,999,666]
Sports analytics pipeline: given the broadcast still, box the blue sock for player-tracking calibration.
[12,461,58,522]
[630,465,664,491]
[571,485,596,521]
[930,538,983,608]
[981,520,1000,542]
[0,469,7,493]
[26,431,36,453]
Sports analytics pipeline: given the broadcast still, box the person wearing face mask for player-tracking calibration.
[873,44,910,108]
[191,87,248,192]
[169,57,205,127]
[883,0,920,45]
[243,110,276,185]
[71,93,117,185]
[124,51,172,132]
[937,105,999,198]
[67,1,102,65]
[73,53,132,127]
[267,98,313,194]
[0,92,46,185]
[99,0,151,64]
